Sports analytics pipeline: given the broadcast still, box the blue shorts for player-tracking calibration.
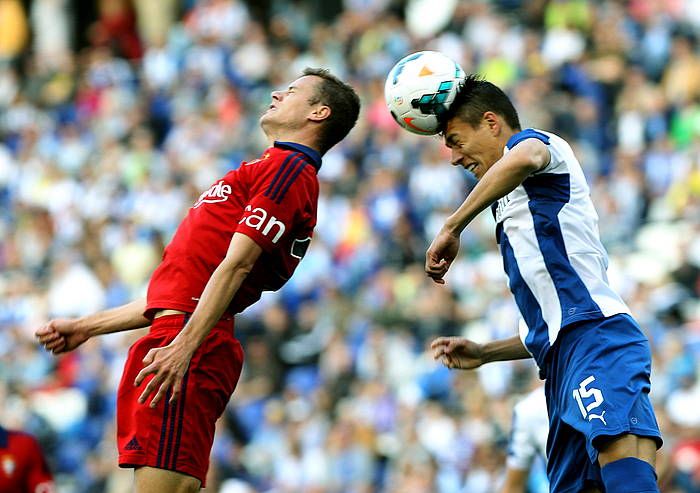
[544,314,662,493]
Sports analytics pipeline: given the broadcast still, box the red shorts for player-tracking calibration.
[116,314,243,485]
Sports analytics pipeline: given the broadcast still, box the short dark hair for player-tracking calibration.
[440,74,521,133]
[303,67,361,154]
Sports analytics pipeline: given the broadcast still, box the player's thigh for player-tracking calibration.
[597,433,657,468]
[134,466,201,493]
[546,418,603,492]
[556,316,660,458]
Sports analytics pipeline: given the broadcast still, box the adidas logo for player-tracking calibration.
[125,437,142,451]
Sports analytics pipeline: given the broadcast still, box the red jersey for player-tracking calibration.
[146,141,320,317]
[0,427,54,493]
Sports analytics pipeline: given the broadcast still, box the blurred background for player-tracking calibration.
[1,0,699,491]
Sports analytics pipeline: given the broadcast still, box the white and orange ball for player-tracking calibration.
[384,51,465,135]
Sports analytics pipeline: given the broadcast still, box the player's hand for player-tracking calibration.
[425,227,460,284]
[431,336,484,370]
[35,319,90,354]
[134,341,194,408]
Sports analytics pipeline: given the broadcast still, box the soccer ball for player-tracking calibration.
[385,51,465,135]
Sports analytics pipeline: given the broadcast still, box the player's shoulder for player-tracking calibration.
[510,128,579,176]
[10,430,39,443]
[506,128,552,149]
[0,428,40,449]
[268,142,322,185]
[239,143,320,207]
[507,128,575,148]
[248,142,319,183]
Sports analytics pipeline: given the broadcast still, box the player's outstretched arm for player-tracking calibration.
[35,298,150,354]
[431,335,531,370]
[134,232,262,408]
[426,139,549,284]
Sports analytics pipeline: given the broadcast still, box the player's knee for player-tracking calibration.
[180,479,201,493]
[135,479,200,493]
[134,467,201,493]
[170,475,200,493]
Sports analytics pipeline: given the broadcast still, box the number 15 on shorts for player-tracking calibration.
[573,375,607,425]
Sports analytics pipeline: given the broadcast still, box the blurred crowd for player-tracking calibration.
[1,0,700,492]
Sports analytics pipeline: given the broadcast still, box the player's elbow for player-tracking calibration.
[232,259,256,279]
[221,256,256,280]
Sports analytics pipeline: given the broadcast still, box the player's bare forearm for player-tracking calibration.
[78,298,150,336]
[36,298,149,354]
[482,336,532,363]
[432,335,531,370]
[445,140,549,235]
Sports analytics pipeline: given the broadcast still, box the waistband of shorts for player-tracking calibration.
[149,313,235,335]
[559,312,640,344]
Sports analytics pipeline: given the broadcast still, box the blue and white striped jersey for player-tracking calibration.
[493,129,630,368]
[507,385,548,470]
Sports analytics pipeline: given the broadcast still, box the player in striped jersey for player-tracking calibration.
[428,75,661,493]
[36,68,360,493]
[502,383,549,493]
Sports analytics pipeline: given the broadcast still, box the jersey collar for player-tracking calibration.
[274,141,322,171]
[505,128,550,150]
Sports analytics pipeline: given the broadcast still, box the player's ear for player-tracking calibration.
[309,105,331,123]
[482,111,501,136]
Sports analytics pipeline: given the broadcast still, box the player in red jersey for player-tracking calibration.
[0,426,54,493]
[35,68,360,492]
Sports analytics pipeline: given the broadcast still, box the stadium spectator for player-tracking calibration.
[0,424,55,493]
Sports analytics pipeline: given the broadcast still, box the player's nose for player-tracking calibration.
[271,90,283,102]
[450,148,464,166]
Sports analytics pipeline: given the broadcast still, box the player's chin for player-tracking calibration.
[259,111,275,125]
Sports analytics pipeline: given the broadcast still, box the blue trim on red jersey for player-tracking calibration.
[0,426,8,448]
[269,155,305,202]
[156,390,172,468]
[163,388,177,471]
[276,161,308,203]
[265,153,299,199]
[274,141,322,170]
[506,128,551,149]
[171,367,190,468]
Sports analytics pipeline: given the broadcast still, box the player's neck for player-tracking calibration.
[499,126,519,150]
[265,128,322,155]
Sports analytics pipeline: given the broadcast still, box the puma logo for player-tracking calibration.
[588,410,606,425]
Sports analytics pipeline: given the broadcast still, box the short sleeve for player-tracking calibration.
[506,129,550,149]
[236,153,314,252]
[506,129,557,176]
